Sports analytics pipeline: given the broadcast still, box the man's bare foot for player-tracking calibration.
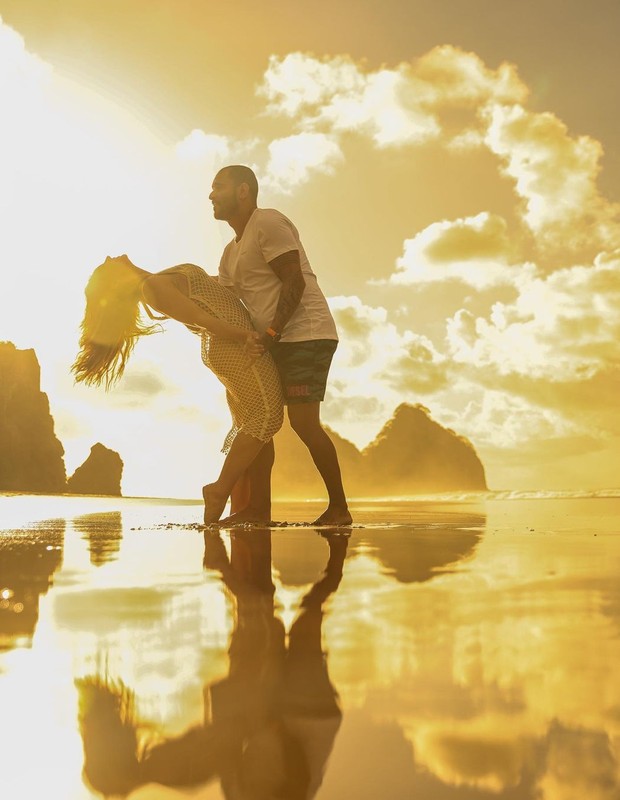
[217,506,272,526]
[202,484,228,525]
[312,506,352,526]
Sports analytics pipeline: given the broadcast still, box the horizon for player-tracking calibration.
[3,487,620,507]
[1,2,619,497]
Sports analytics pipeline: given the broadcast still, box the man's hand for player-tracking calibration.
[257,331,278,352]
[243,331,265,361]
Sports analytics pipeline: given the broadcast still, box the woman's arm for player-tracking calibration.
[142,274,249,343]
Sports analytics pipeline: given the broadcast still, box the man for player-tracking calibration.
[210,164,351,526]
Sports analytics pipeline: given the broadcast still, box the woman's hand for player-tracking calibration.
[243,331,265,362]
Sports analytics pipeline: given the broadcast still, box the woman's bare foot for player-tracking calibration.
[217,506,272,526]
[202,484,229,525]
[312,505,352,526]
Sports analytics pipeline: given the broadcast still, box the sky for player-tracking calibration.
[1,0,619,498]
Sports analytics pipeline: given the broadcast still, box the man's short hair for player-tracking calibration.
[221,165,259,204]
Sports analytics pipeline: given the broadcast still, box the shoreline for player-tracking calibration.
[1,495,619,798]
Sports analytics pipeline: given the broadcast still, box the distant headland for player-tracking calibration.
[0,341,487,498]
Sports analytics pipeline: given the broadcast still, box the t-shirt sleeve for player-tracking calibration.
[257,212,299,263]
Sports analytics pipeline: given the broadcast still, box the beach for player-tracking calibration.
[1,492,619,799]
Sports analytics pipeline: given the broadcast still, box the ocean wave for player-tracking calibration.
[348,488,620,503]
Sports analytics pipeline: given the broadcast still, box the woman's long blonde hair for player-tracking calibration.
[72,257,160,389]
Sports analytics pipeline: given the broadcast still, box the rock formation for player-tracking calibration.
[273,402,487,498]
[361,403,487,494]
[67,443,123,496]
[0,342,67,492]
[0,342,124,496]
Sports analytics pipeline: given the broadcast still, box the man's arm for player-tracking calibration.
[263,249,306,344]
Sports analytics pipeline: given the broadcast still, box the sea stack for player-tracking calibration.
[273,402,487,497]
[67,443,123,496]
[0,342,67,493]
[361,403,487,494]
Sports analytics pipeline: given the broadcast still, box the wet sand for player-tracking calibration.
[1,493,619,799]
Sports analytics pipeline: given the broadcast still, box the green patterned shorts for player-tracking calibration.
[270,339,338,404]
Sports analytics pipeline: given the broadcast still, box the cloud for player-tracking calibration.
[117,368,168,399]
[412,45,528,108]
[172,129,342,194]
[444,390,585,452]
[378,338,450,394]
[387,212,532,290]
[445,128,486,152]
[314,66,441,147]
[486,105,620,248]
[445,250,620,380]
[258,46,527,148]
[484,104,620,250]
[258,51,438,148]
[328,295,448,401]
[424,249,620,485]
[260,45,620,263]
[174,129,230,164]
[431,250,620,477]
[263,132,343,190]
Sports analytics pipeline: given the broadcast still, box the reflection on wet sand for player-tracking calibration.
[1,496,619,799]
[0,519,64,650]
[319,519,620,799]
[351,514,485,583]
[72,511,123,567]
[76,528,348,798]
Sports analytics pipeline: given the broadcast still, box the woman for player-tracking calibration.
[72,254,284,523]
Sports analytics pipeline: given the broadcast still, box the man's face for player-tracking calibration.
[209,171,239,220]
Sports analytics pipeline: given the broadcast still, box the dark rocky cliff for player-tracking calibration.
[361,403,487,494]
[67,444,123,496]
[0,342,67,492]
[0,342,123,496]
[273,402,487,498]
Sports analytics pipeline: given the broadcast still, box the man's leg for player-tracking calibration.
[218,440,275,525]
[229,472,251,515]
[287,402,351,525]
[202,433,267,524]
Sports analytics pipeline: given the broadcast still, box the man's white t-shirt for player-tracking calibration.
[218,208,338,343]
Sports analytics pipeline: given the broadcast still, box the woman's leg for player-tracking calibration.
[202,433,267,523]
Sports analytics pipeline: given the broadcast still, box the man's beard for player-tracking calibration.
[213,198,238,220]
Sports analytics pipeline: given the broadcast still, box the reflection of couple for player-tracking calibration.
[72,165,351,526]
[77,528,349,798]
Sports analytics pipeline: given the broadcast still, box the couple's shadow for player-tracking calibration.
[77,527,349,799]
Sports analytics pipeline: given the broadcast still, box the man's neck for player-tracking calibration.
[229,205,257,240]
